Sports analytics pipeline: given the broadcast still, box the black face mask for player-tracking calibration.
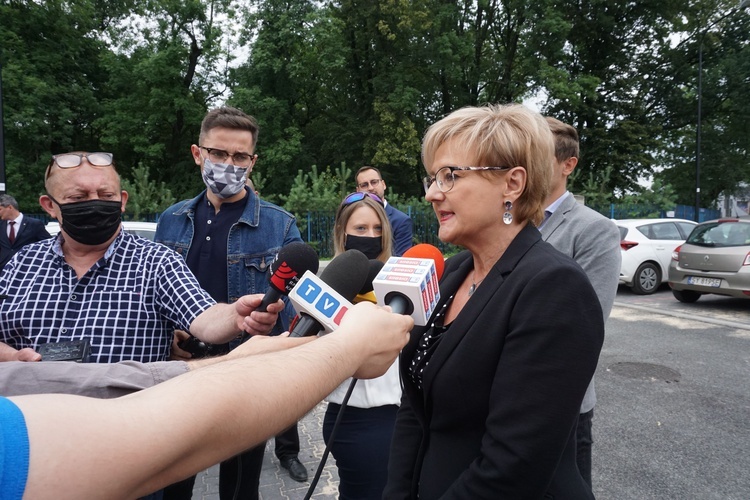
[48,195,122,246]
[344,234,383,260]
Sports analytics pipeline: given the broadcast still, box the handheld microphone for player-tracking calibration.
[257,242,320,312]
[354,259,385,304]
[288,249,370,337]
[406,244,445,280]
[372,244,444,326]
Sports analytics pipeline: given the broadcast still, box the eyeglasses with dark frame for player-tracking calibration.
[200,146,257,167]
[357,178,382,190]
[422,166,511,193]
[341,192,384,207]
[46,152,114,180]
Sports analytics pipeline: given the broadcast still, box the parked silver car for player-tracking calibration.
[668,218,750,302]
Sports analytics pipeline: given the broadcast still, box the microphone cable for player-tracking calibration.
[302,377,358,500]
[231,455,243,500]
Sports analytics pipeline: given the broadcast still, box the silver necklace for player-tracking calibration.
[468,271,485,296]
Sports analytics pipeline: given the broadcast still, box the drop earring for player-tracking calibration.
[503,200,513,225]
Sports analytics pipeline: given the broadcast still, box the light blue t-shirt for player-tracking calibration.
[0,396,29,500]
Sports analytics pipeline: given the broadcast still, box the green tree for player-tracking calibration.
[121,163,177,219]
[97,0,242,201]
[533,0,685,198]
[0,0,124,208]
[656,0,750,207]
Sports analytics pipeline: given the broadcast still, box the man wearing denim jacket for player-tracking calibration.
[155,106,307,500]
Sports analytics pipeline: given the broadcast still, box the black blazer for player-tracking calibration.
[0,217,51,270]
[384,224,604,499]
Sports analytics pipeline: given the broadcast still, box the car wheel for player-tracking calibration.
[632,262,661,295]
[672,289,701,303]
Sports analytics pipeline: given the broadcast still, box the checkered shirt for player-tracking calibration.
[0,231,216,363]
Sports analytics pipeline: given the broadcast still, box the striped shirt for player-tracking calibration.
[0,231,215,363]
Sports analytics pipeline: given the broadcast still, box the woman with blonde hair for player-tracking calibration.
[384,103,604,499]
[324,191,398,499]
[332,192,393,261]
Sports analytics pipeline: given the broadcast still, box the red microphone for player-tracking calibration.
[403,244,445,280]
[258,242,319,312]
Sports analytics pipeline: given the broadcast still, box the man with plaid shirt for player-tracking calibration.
[0,151,283,363]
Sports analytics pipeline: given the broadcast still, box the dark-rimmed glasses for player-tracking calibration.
[342,192,384,206]
[46,152,114,180]
[357,178,382,190]
[200,146,256,167]
[422,166,511,193]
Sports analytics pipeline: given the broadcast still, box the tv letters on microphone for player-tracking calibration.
[288,271,353,335]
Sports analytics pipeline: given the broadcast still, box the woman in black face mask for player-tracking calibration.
[333,192,392,261]
[322,191,397,500]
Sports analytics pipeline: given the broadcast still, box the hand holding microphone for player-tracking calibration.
[238,242,319,336]
[340,301,413,380]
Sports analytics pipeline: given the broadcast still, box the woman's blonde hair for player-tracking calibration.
[422,103,553,226]
[333,195,393,262]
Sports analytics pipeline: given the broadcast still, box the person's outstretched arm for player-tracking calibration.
[10,302,412,499]
[0,334,314,398]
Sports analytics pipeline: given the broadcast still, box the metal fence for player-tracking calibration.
[28,203,722,259]
[589,203,721,222]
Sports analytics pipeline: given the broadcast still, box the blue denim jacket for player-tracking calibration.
[155,188,303,334]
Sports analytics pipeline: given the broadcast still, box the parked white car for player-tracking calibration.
[615,218,697,294]
[45,221,157,241]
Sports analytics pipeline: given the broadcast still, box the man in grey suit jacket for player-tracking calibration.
[539,117,621,487]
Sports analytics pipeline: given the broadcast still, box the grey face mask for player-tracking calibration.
[201,158,248,199]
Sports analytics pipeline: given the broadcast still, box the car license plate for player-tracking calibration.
[687,276,721,287]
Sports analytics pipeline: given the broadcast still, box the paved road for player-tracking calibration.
[192,286,748,499]
[596,291,749,499]
[613,283,748,328]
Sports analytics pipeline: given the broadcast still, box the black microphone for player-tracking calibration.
[360,259,385,295]
[258,242,320,312]
[353,259,385,305]
[288,249,370,337]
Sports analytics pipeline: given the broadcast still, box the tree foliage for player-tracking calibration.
[1,0,748,217]
[121,163,177,219]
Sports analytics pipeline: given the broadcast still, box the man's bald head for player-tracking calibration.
[44,152,121,197]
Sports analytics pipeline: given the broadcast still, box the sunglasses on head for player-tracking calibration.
[342,192,383,207]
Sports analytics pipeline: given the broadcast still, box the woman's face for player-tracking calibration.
[345,205,383,238]
[425,138,507,247]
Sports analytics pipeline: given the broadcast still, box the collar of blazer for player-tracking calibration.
[540,193,578,237]
[417,223,542,396]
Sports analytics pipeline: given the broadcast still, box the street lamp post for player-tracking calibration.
[695,0,750,222]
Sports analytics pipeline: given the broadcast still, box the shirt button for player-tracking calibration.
[207,220,212,224]
[206,236,211,241]
[61,328,67,333]
[71,294,77,300]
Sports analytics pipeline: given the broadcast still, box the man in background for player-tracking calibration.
[355,166,413,256]
[155,106,307,499]
[0,194,50,271]
[539,117,621,487]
